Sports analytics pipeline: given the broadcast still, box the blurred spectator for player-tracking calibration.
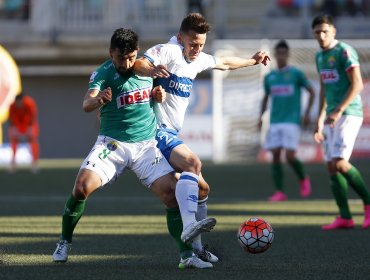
[8,92,40,172]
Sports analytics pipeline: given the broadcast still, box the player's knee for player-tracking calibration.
[160,190,177,208]
[73,178,94,200]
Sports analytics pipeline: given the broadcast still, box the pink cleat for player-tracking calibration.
[268,191,288,202]
[300,177,312,198]
[362,205,370,229]
[321,216,355,230]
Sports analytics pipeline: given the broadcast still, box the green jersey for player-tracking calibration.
[315,41,362,117]
[89,60,156,142]
[264,66,310,125]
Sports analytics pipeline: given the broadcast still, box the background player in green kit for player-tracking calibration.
[260,40,315,202]
[312,14,370,230]
[52,28,213,269]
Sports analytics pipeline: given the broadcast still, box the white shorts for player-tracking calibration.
[264,123,300,150]
[80,135,174,188]
[323,115,363,161]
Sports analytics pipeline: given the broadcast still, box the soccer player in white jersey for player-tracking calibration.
[312,14,370,230]
[133,13,270,262]
[51,28,213,269]
[261,40,315,202]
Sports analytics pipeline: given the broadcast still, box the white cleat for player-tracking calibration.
[178,254,213,269]
[52,240,71,262]
[194,245,219,263]
[181,217,216,244]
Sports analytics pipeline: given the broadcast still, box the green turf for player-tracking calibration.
[1,161,370,280]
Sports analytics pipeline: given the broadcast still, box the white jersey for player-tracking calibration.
[144,36,216,131]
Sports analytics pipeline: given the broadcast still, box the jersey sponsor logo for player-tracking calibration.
[155,73,193,98]
[89,71,98,83]
[320,69,339,83]
[270,85,294,96]
[116,86,152,108]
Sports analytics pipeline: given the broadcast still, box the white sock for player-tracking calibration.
[193,196,208,251]
[175,172,199,229]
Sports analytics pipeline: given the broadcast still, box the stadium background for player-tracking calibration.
[0,0,370,163]
[1,1,370,279]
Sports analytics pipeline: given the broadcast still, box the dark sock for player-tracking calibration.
[342,166,370,205]
[330,173,351,219]
[272,162,284,191]
[61,194,86,242]
[166,207,193,259]
[288,158,306,180]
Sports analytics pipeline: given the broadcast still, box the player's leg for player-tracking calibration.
[26,125,40,172]
[53,136,122,262]
[191,173,218,262]
[136,141,212,269]
[286,149,311,198]
[284,124,311,198]
[8,126,19,172]
[332,116,370,229]
[156,129,216,244]
[169,144,216,243]
[267,148,288,202]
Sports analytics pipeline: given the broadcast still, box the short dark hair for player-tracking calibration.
[180,13,211,34]
[15,92,25,101]
[110,28,139,54]
[275,40,289,51]
[311,14,334,29]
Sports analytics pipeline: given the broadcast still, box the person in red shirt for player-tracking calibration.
[8,92,39,172]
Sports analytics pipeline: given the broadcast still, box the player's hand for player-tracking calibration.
[313,122,325,143]
[252,51,271,66]
[325,109,342,128]
[98,87,112,105]
[152,86,166,103]
[150,65,170,78]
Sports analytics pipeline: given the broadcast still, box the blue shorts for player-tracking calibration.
[155,127,184,161]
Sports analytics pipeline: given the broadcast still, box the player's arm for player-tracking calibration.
[213,51,270,70]
[314,79,326,143]
[259,94,269,130]
[302,85,315,127]
[133,57,169,78]
[326,66,363,127]
[82,87,112,112]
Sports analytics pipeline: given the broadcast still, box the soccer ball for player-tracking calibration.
[237,217,274,254]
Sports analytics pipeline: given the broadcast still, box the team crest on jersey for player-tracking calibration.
[89,71,98,83]
[327,56,336,67]
[320,69,339,83]
[107,141,118,151]
[116,86,152,108]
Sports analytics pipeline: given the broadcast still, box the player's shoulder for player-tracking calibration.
[96,59,114,72]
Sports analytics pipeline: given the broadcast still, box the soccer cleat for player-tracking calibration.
[362,205,370,229]
[52,240,71,262]
[268,191,288,202]
[178,254,213,269]
[321,217,355,230]
[194,245,219,263]
[181,218,217,244]
[300,177,312,198]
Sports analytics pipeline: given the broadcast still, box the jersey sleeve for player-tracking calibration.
[341,45,360,72]
[198,52,217,72]
[88,68,107,90]
[143,44,172,67]
[297,69,311,89]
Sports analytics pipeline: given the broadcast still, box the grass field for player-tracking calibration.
[1,161,370,280]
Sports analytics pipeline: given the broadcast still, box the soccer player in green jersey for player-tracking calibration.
[260,40,315,202]
[312,14,370,230]
[52,28,213,269]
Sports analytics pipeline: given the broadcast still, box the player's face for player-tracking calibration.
[178,31,206,62]
[274,47,289,68]
[312,23,336,50]
[110,48,138,75]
